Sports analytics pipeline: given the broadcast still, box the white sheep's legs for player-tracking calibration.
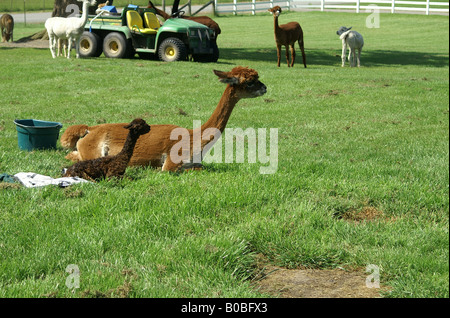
[341,43,347,67]
[63,40,68,58]
[348,48,356,67]
[48,34,57,58]
[66,37,73,59]
[357,48,362,67]
[57,38,62,57]
[57,38,67,57]
[66,38,80,59]
[75,38,80,59]
[350,49,354,67]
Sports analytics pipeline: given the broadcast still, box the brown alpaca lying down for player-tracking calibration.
[63,118,150,181]
[60,67,267,172]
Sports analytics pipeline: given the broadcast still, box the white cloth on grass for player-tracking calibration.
[14,172,91,188]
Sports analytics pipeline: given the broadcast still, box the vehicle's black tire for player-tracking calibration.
[193,42,219,63]
[103,32,131,59]
[158,37,187,62]
[78,31,103,58]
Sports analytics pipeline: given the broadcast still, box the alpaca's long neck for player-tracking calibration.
[200,85,240,134]
[117,131,140,160]
[273,15,280,33]
[78,1,90,27]
[155,7,171,20]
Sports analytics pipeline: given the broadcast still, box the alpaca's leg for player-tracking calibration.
[63,40,68,58]
[348,48,354,67]
[67,37,73,59]
[285,45,290,67]
[57,38,62,57]
[65,151,82,162]
[75,38,80,59]
[290,45,296,67]
[276,44,281,67]
[299,39,306,68]
[341,43,347,67]
[162,155,183,172]
[48,34,57,58]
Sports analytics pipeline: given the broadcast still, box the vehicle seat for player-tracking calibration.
[126,10,157,35]
[143,12,160,30]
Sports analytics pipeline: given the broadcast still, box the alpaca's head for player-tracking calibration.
[337,26,352,36]
[213,66,267,99]
[124,118,151,136]
[268,6,282,17]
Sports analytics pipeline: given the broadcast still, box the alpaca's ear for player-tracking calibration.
[348,26,352,30]
[213,70,239,85]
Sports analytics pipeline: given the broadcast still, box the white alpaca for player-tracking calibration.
[45,0,97,59]
[336,26,364,67]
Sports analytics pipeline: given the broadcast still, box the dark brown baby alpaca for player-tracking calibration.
[63,118,150,181]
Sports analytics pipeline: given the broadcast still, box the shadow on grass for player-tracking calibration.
[362,50,449,67]
[219,47,449,68]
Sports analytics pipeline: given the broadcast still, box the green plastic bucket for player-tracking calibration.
[14,119,63,151]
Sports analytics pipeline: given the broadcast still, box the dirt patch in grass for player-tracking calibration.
[252,207,393,298]
[254,265,385,298]
[341,206,388,223]
[0,40,48,49]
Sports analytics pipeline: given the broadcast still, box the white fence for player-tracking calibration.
[213,0,449,15]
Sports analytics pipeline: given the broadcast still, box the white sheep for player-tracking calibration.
[45,0,96,59]
[336,26,364,67]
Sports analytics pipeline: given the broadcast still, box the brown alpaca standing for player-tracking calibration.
[1,14,14,42]
[146,1,221,41]
[63,118,150,181]
[61,66,267,172]
[268,6,306,68]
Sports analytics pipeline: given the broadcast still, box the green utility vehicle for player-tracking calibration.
[78,4,218,62]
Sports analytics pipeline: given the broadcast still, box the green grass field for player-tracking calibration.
[0,10,448,298]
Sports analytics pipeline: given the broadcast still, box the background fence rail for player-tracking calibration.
[213,0,449,15]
